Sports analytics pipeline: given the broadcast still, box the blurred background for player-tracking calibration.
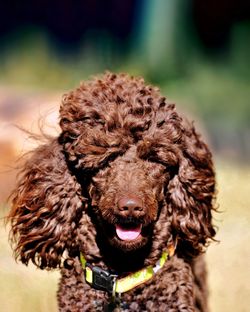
[0,0,249,311]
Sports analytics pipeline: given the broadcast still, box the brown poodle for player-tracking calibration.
[9,72,216,311]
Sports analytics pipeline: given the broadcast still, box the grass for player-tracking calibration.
[207,161,250,312]
[0,216,59,311]
[0,162,250,311]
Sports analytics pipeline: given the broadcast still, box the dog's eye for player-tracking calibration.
[147,158,179,179]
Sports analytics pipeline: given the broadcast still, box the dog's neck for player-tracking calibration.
[77,204,173,274]
[96,237,155,273]
[79,227,172,274]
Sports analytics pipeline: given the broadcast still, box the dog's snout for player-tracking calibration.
[117,195,144,217]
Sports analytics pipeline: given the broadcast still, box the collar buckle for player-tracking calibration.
[86,263,117,294]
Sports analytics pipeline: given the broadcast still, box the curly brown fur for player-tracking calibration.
[8,72,216,311]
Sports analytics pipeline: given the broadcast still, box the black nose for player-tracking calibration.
[117,195,144,217]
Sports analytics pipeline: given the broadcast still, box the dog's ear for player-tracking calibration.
[8,138,84,269]
[167,123,216,257]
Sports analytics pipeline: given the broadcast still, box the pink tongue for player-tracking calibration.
[116,224,142,241]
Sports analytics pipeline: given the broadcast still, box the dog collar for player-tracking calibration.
[80,244,175,295]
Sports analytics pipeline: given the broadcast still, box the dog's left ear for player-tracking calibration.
[8,138,84,269]
[167,123,216,257]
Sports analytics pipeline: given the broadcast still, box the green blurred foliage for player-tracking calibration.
[0,0,249,160]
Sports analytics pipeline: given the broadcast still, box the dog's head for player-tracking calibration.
[9,73,216,269]
[86,148,167,252]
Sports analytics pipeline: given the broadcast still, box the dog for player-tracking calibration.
[9,72,216,311]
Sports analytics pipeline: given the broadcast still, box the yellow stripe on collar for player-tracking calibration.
[80,247,173,294]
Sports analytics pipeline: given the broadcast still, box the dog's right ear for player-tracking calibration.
[8,138,84,269]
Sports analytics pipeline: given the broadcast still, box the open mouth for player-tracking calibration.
[115,224,142,241]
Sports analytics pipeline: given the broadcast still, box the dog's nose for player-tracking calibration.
[117,195,143,216]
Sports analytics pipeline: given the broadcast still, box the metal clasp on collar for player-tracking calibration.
[86,263,118,294]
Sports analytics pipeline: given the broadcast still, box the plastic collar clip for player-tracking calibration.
[85,263,118,294]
